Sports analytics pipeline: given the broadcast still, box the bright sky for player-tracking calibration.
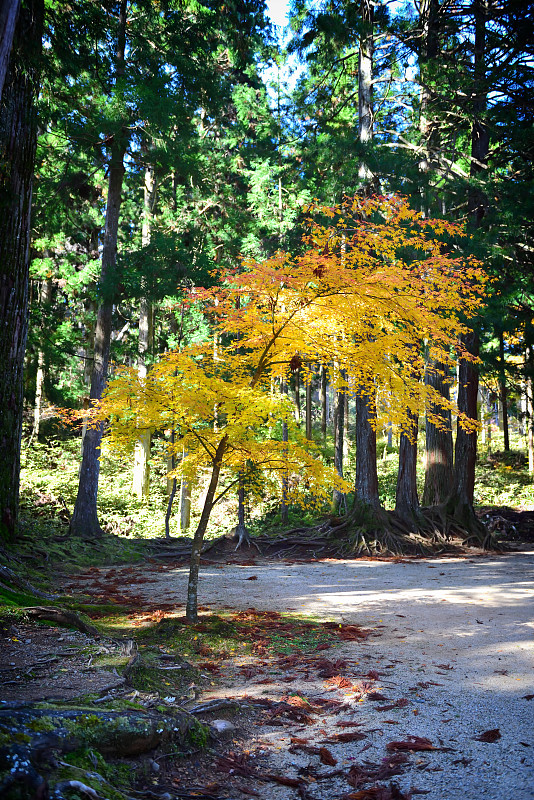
[266,0,290,31]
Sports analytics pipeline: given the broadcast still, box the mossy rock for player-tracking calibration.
[0,705,200,757]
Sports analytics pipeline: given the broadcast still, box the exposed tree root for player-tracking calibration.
[260,503,498,558]
[0,564,60,600]
[24,606,102,637]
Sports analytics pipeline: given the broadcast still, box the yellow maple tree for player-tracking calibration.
[92,194,487,619]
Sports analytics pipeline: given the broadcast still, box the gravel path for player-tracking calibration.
[136,549,534,799]
[72,549,534,799]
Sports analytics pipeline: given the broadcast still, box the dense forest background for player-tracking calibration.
[1,0,534,564]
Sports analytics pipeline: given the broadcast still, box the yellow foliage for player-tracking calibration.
[92,194,487,507]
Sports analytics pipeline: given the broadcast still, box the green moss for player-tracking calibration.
[188,720,209,750]
[27,715,57,732]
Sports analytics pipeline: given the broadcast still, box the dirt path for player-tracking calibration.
[65,549,534,800]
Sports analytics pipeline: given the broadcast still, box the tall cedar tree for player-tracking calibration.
[0,0,43,540]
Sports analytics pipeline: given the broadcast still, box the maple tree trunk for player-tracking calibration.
[186,435,228,622]
[69,0,128,540]
[0,0,43,541]
[395,411,420,524]
[422,360,453,506]
[354,389,380,511]
[0,0,19,99]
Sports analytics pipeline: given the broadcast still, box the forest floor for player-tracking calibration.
[2,540,533,800]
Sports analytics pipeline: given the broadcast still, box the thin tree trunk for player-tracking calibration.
[69,0,128,539]
[332,372,346,514]
[499,330,509,451]
[133,160,156,498]
[0,0,43,541]
[344,391,349,462]
[354,389,380,510]
[422,360,453,505]
[358,0,374,183]
[0,0,19,99]
[526,340,534,476]
[180,457,191,533]
[186,435,228,622]
[305,373,312,440]
[30,278,51,444]
[281,377,289,524]
[294,367,301,425]
[235,470,248,543]
[395,411,420,524]
[320,365,327,440]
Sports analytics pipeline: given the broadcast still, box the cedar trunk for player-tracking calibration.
[0,0,43,541]
[499,330,509,451]
[450,331,480,526]
[395,412,420,524]
[69,0,128,539]
[448,0,488,531]
[354,390,380,510]
[358,0,373,182]
[332,377,345,513]
[422,361,453,506]
[133,161,156,498]
[0,0,19,98]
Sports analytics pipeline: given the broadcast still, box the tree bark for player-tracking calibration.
[281,377,289,524]
[29,278,51,444]
[422,360,454,505]
[332,372,346,513]
[305,373,312,440]
[0,0,19,99]
[395,411,420,524]
[320,364,327,440]
[354,388,380,510]
[450,331,480,525]
[294,367,301,425]
[448,0,488,530]
[526,337,534,475]
[498,329,509,451]
[180,465,191,532]
[186,435,228,622]
[133,160,156,498]
[0,0,43,541]
[358,0,374,182]
[69,0,128,539]
[418,0,440,173]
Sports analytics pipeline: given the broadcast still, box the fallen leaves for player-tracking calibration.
[322,730,368,743]
[319,746,338,766]
[342,783,411,799]
[473,728,501,743]
[386,736,438,752]
[325,675,353,690]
